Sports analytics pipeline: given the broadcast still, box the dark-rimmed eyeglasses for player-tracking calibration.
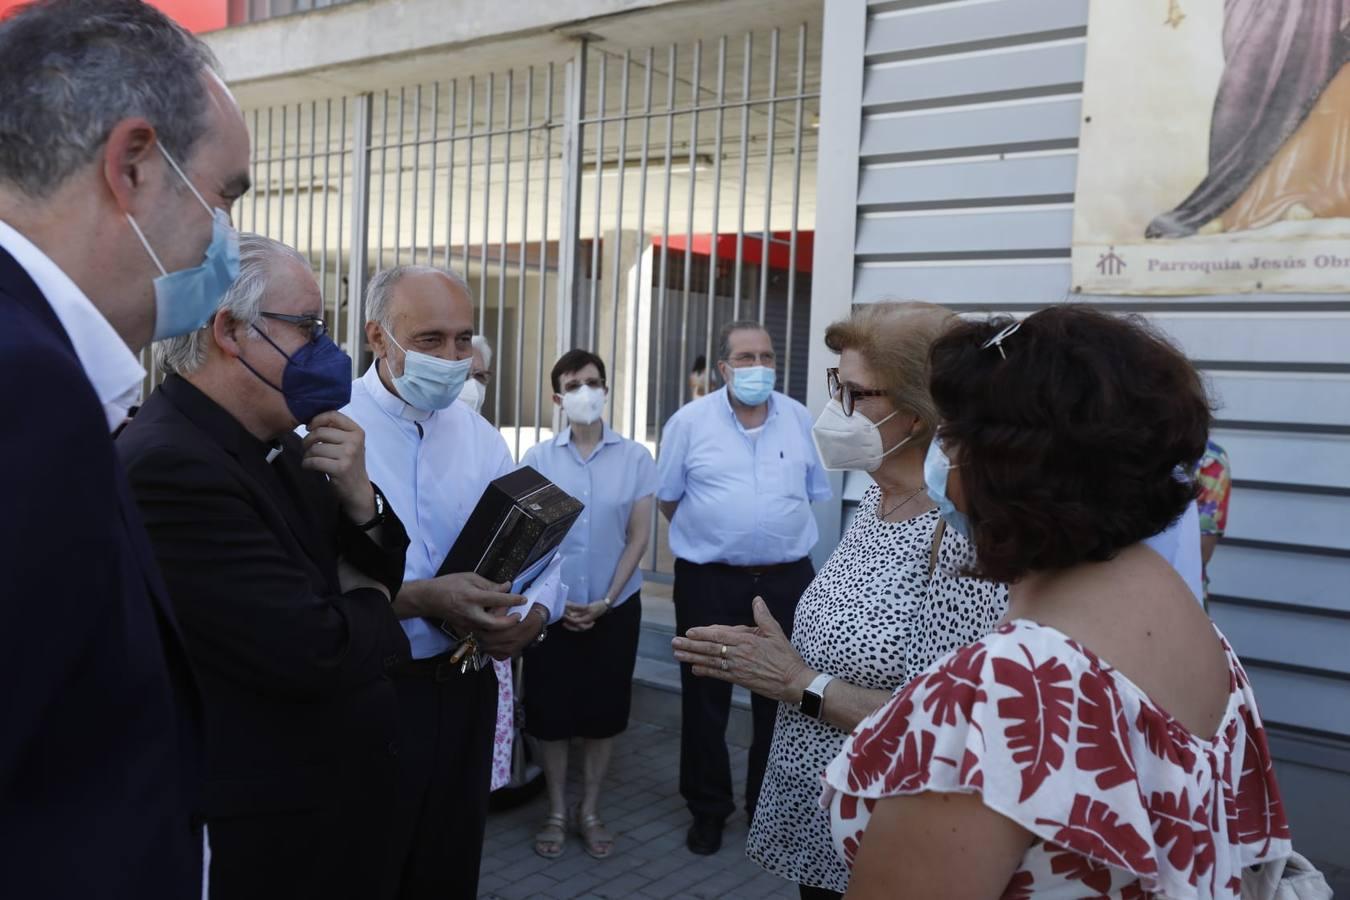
[260,311,326,342]
[727,350,777,367]
[826,367,888,417]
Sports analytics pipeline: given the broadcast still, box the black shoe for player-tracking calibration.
[686,816,724,855]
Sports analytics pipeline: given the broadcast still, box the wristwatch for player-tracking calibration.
[353,485,386,532]
[798,672,835,721]
[531,607,549,646]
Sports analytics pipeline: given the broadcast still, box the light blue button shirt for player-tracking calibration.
[521,425,658,609]
[1144,499,1204,602]
[341,363,517,659]
[657,387,831,566]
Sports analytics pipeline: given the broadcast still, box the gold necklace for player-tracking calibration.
[879,486,925,521]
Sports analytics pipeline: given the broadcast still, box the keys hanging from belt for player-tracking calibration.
[448,633,487,673]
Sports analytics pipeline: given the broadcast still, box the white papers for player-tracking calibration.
[507,553,567,624]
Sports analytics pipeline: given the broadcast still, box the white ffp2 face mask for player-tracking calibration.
[459,378,486,414]
[562,385,607,425]
[811,398,911,472]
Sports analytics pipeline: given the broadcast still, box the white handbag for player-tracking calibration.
[1240,851,1333,900]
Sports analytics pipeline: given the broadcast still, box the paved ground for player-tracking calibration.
[479,722,796,900]
[479,721,1350,899]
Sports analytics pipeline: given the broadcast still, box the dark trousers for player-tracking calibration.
[383,659,498,900]
[673,557,814,822]
[799,886,844,900]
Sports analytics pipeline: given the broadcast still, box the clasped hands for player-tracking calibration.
[671,597,815,704]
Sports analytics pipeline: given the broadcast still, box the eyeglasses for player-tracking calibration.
[561,378,606,393]
[727,351,777,367]
[260,311,326,341]
[826,368,888,417]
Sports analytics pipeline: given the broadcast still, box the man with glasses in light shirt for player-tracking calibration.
[657,320,831,856]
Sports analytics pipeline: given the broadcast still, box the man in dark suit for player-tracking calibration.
[0,3,251,897]
[119,233,419,900]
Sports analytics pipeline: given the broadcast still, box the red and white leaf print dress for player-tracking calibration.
[822,620,1291,899]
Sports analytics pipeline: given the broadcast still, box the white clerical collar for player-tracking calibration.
[363,360,435,424]
[0,218,145,431]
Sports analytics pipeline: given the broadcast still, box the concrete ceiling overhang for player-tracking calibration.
[212,0,822,109]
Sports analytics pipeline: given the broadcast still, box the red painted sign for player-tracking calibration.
[0,0,227,33]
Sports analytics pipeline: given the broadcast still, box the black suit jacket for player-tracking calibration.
[117,374,412,900]
[0,247,204,898]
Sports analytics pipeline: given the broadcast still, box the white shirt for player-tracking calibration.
[1144,499,1204,602]
[0,219,144,431]
[656,387,832,566]
[342,363,558,658]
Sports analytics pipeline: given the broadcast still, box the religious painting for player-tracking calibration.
[1072,0,1350,294]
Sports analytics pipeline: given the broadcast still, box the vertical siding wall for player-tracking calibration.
[818,0,1350,864]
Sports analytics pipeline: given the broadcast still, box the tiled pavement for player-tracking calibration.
[479,722,796,900]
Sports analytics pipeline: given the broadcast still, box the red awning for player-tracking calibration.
[652,231,814,273]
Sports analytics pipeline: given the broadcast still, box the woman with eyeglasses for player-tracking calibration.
[823,307,1298,899]
[519,349,658,862]
[672,302,1009,900]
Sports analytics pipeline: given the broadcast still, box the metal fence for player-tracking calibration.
[223,22,821,575]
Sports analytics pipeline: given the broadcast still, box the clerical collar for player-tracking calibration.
[364,360,434,424]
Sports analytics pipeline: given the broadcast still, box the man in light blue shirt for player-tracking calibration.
[341,265,558,900]
[657,321,831,855]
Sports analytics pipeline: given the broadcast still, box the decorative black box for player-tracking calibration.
[437,465,584,586]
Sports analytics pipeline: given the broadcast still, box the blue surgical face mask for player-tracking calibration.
[924,437,973,541]
[730,365,775,406]
[387,333,471,412]
[240,326,354,425]
[126,144,241,341]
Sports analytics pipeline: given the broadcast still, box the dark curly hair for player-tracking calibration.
[928,305,1211,583]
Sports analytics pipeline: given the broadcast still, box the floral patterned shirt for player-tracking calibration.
[823,620,1291,899]
[1194,441,1231,538]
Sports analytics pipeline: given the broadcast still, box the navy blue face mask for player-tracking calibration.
[239,325,353,425]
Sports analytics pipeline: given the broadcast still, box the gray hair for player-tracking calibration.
[718,320,772,361]
[0,0,218,199]
[471,335,493,370]
[365,264,472,332]
[155,233,309,376]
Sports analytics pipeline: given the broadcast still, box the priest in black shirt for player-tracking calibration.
[118,233,412,900]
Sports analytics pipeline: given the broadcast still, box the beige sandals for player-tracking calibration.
[533,813,566,859]
[571,803,615,859]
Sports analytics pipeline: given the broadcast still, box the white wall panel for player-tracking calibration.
[1205,371,1350,428]
[856,207,1073,256]
[1208,544,1350,614]
[859,152,1076,208]
[863,40,1086,110]
[861,95,1082,160]
[1211,602,1350,678]
[866,0,1088,59]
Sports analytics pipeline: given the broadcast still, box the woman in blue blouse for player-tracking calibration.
[521,349,657,861]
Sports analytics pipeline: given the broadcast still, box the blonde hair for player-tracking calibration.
[823,301,957,444]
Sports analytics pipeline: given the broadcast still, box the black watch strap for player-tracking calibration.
[353,485,386,531]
